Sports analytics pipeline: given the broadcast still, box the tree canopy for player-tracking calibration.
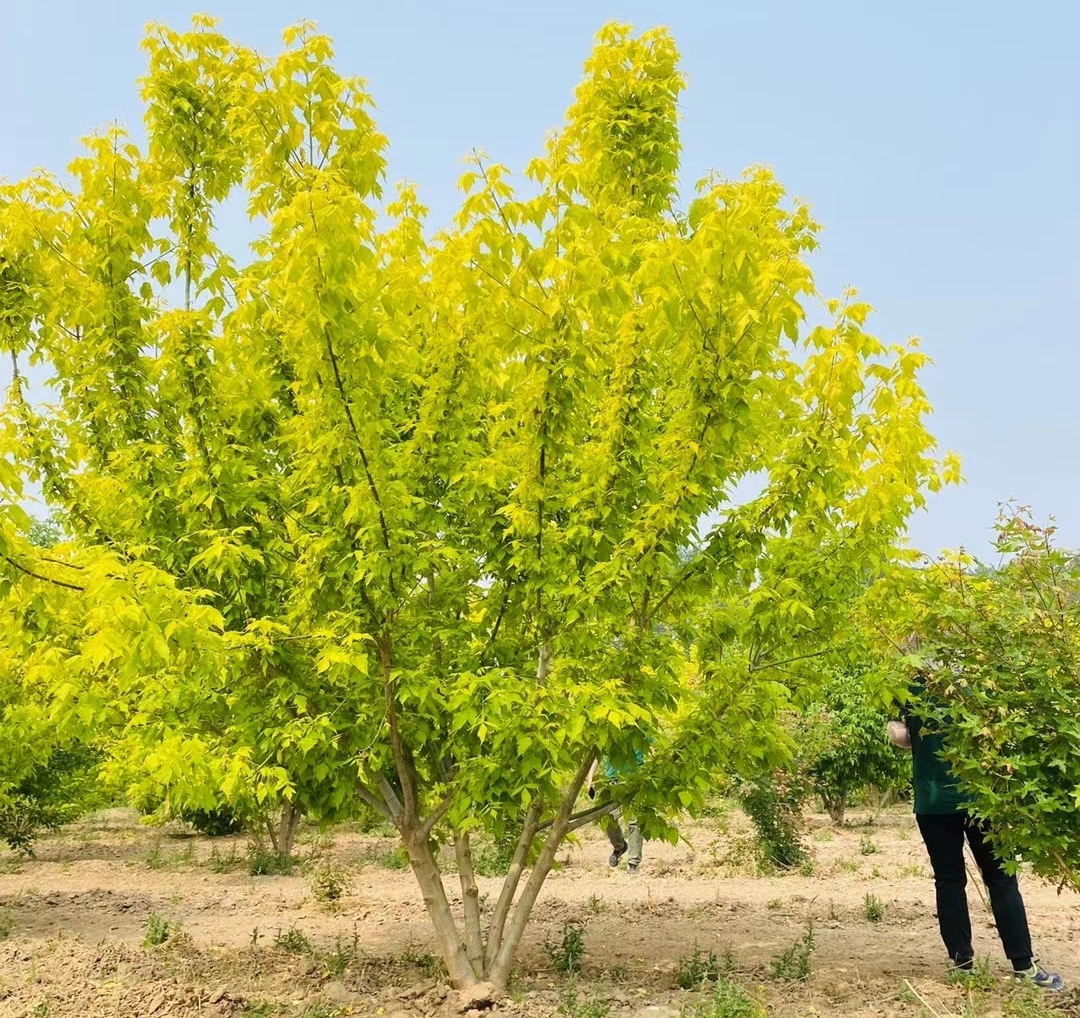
[0,17,954,996]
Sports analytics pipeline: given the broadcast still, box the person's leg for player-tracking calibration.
[626,817,643,871]
[963,816,1033,970]
[917,813,973,967]
[604,809,628,866]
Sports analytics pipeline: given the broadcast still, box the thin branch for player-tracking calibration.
[373,772,404,824]
[564,801,620,834]
[419,793,454,840]
[357,783,393,822]
[748,648,828,674]
[2,554,85,591]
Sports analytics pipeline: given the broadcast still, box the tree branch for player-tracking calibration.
[419,792,454,840]
[748,648,828,674]
[357,782,393,822]
[2,554,85,591]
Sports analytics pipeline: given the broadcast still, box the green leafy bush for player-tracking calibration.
[0,746,106,854]
[738,775,806,870]
[799,673,910,826]
[545,920,586,975]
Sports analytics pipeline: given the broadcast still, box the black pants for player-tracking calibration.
[917,812,1032,967]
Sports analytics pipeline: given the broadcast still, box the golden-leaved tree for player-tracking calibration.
[0,18,955,997]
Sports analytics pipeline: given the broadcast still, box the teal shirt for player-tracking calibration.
[603,749,645,782]
[906,711,973,815]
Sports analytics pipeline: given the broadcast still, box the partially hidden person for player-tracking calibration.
[587,750,645,874]
[889,692,1064,991]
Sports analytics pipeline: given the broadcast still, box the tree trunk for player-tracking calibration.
[274,802,301,858]
[454,830,484,977]
[823,792,846,827]
[403,827,478,989]
[487,754,594,991]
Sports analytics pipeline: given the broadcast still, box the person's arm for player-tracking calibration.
[586,759,599,798]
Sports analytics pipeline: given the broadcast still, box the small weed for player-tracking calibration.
[587,893,606,915]
[835,857,860,873]
[240,1005,276,1017]
[143,912,173,947]
[400,940,445,977]
[859,834,878,856]
[557,978,611,1018]
[545,919,586,975]
[145,843,165,870]
[379,847,410,871]
[946,957,997,992]
[766,897,782,911]
[0,906,13,939]
[32,1002,51,1018]
[812,829,834,843]
[274,925,312,954]
[1004,986,1061,1018]
[248,842,293,876]
[797,858,816,877]
[898,863,926,878]
[769,922,814,982]
[310,862,350,906]
[827,900,840,922]
[678,943,721,989]
[863,893,885,923]
[321,930,360,978]
[682,977,765,1018]
[207,846,242,873]
[249,926,263,950]
[300,1006,345,1018]
[472,837,515,878]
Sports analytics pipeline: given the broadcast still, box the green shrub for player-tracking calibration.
[545,919,586,975]
[274,925,312,954]
[863,893,885,922]
[180,806,244,837]
[247,842,293,876]
[682,978,765,1018]
[739,776,806,869]
[678,944,721,989]
[557,979,611,1018]
[0,746,106,855]
[310,862,350,905]
[799,673,910,827]
[143,912,173,947]
[769,923,814,981]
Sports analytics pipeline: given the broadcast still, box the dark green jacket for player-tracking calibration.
[905,707,973,816]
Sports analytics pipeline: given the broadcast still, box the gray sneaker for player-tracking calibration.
[1014,965,1065,992]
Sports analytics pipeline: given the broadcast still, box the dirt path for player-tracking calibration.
[2,807,1078,1017]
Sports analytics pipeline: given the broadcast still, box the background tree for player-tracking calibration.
[0,18,954,999]
[800,670,911,826]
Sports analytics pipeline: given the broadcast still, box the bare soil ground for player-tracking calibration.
[1,805,1078,1018]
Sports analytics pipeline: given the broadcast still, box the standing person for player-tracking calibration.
[586,752,644,874]
[889,703,1064,990]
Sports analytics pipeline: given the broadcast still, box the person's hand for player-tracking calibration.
[887,721,911,749]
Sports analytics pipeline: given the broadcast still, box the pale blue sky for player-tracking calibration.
[2,0,1077,556]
